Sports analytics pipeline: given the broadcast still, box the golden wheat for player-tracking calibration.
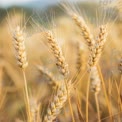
[13,26,28,69]
[72,13,94,49]
[43,81,71,122]
[46,31,69,77]
[88,25,107,68]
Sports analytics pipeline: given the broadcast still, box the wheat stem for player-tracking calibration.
[64,79,75,122]
[86,75,90,122]
[97,65,113,121]
[22,70,31,122]
[95,93,101,122]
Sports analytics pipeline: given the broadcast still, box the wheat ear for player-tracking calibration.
[43,81,71,122]
[13,26,28,69]
[46,31,69,77]
[72,13,94,49]
[88,25,107,68]
[12,26,31,122]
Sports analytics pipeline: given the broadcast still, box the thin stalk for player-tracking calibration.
[97,65,113,122]
[22,70,31,122]
[86,75,90,122]
[100,111,122,121]
[75,89,85,122]
[118,75,122,97]
[95,93,101,122]
[64,80,75,122]
[115,81,122,122]
[108,79,113,121]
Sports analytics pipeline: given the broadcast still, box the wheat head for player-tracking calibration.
[43,81,71,122]
[88,25,107,68]
[13,26,28,69]
[72,13,94,49]
[46,31,69,77]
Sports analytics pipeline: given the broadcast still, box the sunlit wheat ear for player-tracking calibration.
[90,66,101,93]
[37,66,59,90]
[29,97,40,122]
[43,81,72,122]
[88,25,107,68]
[13,26,28,69]
[118,56,122,74]
[72,13,94,49]
[46,31,69,77]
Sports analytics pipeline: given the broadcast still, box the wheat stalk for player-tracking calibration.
[12,26,31,122]
[0,62,3,99]
[30,97,40,122]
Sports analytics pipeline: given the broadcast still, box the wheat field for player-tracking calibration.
[0,0,122,122]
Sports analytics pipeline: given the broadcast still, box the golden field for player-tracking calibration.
[0,0,122,122]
